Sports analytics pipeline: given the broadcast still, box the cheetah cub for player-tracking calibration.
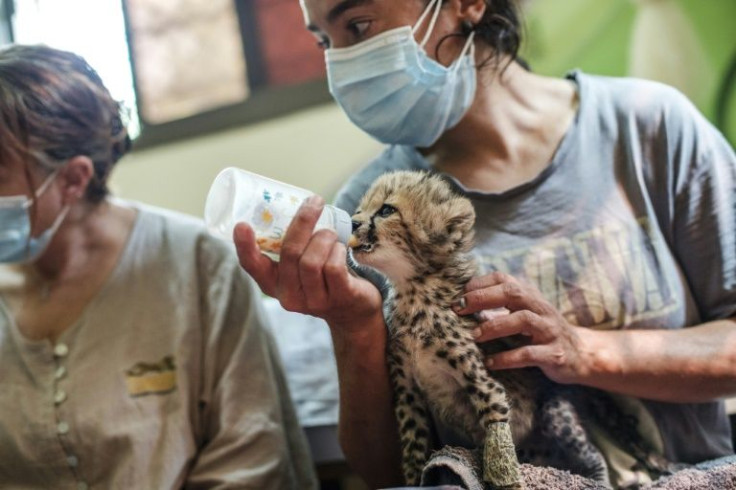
[348,171,673,489]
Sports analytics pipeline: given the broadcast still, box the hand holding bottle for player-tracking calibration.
[232,194,384,331]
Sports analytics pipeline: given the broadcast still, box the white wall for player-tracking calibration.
[109,102,382,218]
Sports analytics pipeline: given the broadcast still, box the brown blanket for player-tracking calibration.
[420,446,736,490]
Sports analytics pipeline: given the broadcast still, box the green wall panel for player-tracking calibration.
[518,0,736,145]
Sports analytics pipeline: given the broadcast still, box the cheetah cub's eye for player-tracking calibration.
[377,204,397,218]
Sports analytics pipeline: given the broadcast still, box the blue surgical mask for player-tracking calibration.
[0,171,69,264]
[325,0,477,147]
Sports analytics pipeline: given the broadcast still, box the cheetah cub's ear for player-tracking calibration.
[427,181,476,258]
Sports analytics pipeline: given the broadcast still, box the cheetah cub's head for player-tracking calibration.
[349,171,475,285]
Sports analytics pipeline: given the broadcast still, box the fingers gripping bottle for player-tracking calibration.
[204,167,352,259]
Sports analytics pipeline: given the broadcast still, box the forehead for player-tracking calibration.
[301,0,418,29]
[364,174,425,201]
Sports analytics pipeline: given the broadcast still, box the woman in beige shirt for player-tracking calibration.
[0,44,317,489]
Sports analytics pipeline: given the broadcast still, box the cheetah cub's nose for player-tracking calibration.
[347,235,360,248]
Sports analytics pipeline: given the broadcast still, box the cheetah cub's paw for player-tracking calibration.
[484,422,524,489]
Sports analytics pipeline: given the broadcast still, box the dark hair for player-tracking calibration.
[0,44,131,203]
[476,0,521,66]
[435,0,522,69]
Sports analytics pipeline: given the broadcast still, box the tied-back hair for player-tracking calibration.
[0,44,131,203]
[435,0,523,70]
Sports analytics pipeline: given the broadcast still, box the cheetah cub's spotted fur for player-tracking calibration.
[349,171,674,489]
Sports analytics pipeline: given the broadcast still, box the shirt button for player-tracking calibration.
[67,455,78,467]
[57,421,69,435]
[77,482,88,490]
[54,390,67,405]
[53,343,69,357]
[54,366,67,380]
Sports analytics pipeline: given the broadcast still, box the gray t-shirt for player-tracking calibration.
[335,72,736,466]
[0,204,318,489]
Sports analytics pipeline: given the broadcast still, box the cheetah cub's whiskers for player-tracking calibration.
[349,171,675,489]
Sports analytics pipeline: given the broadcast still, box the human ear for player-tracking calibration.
[59,156,94,204]
[456,0,486,26]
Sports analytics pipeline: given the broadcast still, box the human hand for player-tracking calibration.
[453,271,589,384]
[234,195,384,331]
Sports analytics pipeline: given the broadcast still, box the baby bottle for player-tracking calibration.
[204,167,352,258]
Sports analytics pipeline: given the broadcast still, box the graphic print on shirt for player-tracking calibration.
[125,355,177,397]
[478,217,681,330]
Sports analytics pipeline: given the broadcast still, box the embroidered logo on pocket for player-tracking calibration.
[125,355,177,397]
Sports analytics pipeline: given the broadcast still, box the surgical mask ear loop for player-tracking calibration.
[21,168,62,210]
[44,204,71,238]
[413,0,477,70]
[450,31,476,74]
[23,168,66,252]
[413,0,443,48]
[18,203,70,263]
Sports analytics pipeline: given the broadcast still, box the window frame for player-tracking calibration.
[1,0,332,150]
[0,0,14,45]
[121,0,332,150]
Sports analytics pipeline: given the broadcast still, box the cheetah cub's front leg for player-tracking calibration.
[460,350,523,489]
[388,346,433,485]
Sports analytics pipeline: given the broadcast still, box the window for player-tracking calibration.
[125,0,251,126]
[123,0,330,147]
[0,0,12,45]
[8,0,141,138]
[2,0,330,148]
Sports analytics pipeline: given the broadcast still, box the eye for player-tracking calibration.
[347,19,372,40]
[377,204,396,218]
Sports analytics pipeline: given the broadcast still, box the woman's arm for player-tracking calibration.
[234,196,403,488]
[331,313,404,488]
[573,318,736,402]
[458,271,736,403]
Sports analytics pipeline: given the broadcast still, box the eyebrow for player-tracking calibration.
[326,0,374,25]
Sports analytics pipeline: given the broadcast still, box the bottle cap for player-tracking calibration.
[332,207,353,245]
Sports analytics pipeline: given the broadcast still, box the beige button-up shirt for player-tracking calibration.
[0,204,318,489]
